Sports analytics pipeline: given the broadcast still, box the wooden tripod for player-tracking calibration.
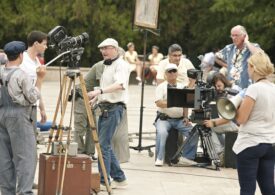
[45,69,111,194]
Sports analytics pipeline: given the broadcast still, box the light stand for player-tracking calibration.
[130,28,159,157]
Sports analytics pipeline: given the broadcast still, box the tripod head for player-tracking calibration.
[47,26,88,70]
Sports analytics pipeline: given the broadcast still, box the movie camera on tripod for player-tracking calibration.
[167,69,217,124]
[47,26,89,69]
[167,69,222,169]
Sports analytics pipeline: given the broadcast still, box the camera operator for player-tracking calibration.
[87,38,129,189]
[154,63,198,166]
[233,51,275,195]
[203,73,239,164]
[0,41,46,195]
[156,44,195,87]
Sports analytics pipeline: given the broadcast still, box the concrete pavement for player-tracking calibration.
[4,80,263,195]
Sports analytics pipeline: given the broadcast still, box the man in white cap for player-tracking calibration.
[88,38,129,189]
[154,63,198,166]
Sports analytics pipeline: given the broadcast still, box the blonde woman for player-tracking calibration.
[234,51,275,195]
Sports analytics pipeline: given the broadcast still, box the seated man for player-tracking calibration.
[154,63,198,166]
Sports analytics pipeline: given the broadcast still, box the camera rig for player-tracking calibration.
[47,26,89,70]
[167,69,221,170]
[187,69,216,124]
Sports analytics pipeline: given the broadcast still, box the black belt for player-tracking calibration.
[167,116,183,120]
[98,102,126,111]
[99,102,125,106]
[158,112,183,120]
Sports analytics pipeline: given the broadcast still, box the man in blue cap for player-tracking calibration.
[0,41,46,195]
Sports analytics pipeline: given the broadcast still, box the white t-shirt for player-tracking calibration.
[20,51,42,85]
[98,58,130,104]
[155,81,184,118]
[156,57,195,86]
[124,51,138,65]
[233,81,275,154]
[148,53,164,65]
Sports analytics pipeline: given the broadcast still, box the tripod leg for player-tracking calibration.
[54,78,73,142]
[47,74,67,153]
[170,126,199,162]
[55,77,74,195]
[78,74,111,193]
[201,130,221,169]
[59,75,77,195]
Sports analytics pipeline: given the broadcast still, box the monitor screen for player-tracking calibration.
[167,87,195,108]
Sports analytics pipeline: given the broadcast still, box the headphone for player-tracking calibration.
[103,56,119,65]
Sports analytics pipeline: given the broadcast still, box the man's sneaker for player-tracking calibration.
[112,180,128,188]
[90,154,97,161]
[155,159,164,166]
[178,157,197,166]
[100,182,116,191]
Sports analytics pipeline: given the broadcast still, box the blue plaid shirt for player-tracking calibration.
[216,43,259,89]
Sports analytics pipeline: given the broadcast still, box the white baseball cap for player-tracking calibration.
[165,63,178,71]
[98,38,118,48]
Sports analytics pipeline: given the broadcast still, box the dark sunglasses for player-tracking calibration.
[167,69,177,73]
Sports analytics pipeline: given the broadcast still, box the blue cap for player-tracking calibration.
[4,41,26,56]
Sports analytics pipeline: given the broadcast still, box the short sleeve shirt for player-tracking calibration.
[157,57,195,86]
[233,81,275,154]
[148,53,164,65]
[215,43,259,89]
[98,58,130,103]
[155,81,184,118]
[124,51,138,65]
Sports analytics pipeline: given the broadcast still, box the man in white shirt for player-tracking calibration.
[20,31,48,128]
[156,44,195,87]
[88,38,129,189]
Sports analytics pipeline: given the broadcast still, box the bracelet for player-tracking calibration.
[212,120,217,127]
[100,89,103,94]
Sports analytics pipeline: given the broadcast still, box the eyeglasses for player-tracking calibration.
[167,69,177,73]
[230,34,242,39]
[99,46,115,51]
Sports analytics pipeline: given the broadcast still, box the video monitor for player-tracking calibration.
[167,88,195,108]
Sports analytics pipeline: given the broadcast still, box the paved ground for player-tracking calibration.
[3,80,264,195]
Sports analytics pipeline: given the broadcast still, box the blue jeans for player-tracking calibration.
[155,118,198,161]
[98,105,126,184]
[236,143,275,195]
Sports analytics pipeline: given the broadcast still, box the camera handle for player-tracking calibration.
[44,50,71,67]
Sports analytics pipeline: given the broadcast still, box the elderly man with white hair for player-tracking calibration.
[88,38,130,189]
[215,25,259,90]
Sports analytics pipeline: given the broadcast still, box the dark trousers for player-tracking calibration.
[236,143,275,195]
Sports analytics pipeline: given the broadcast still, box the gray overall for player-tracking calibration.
[0,69,36,195]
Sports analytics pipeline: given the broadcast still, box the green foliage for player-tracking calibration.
[0,0,274,66]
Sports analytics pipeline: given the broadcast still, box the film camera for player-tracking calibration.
[167,69,216,124]
[47,26,89,69]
